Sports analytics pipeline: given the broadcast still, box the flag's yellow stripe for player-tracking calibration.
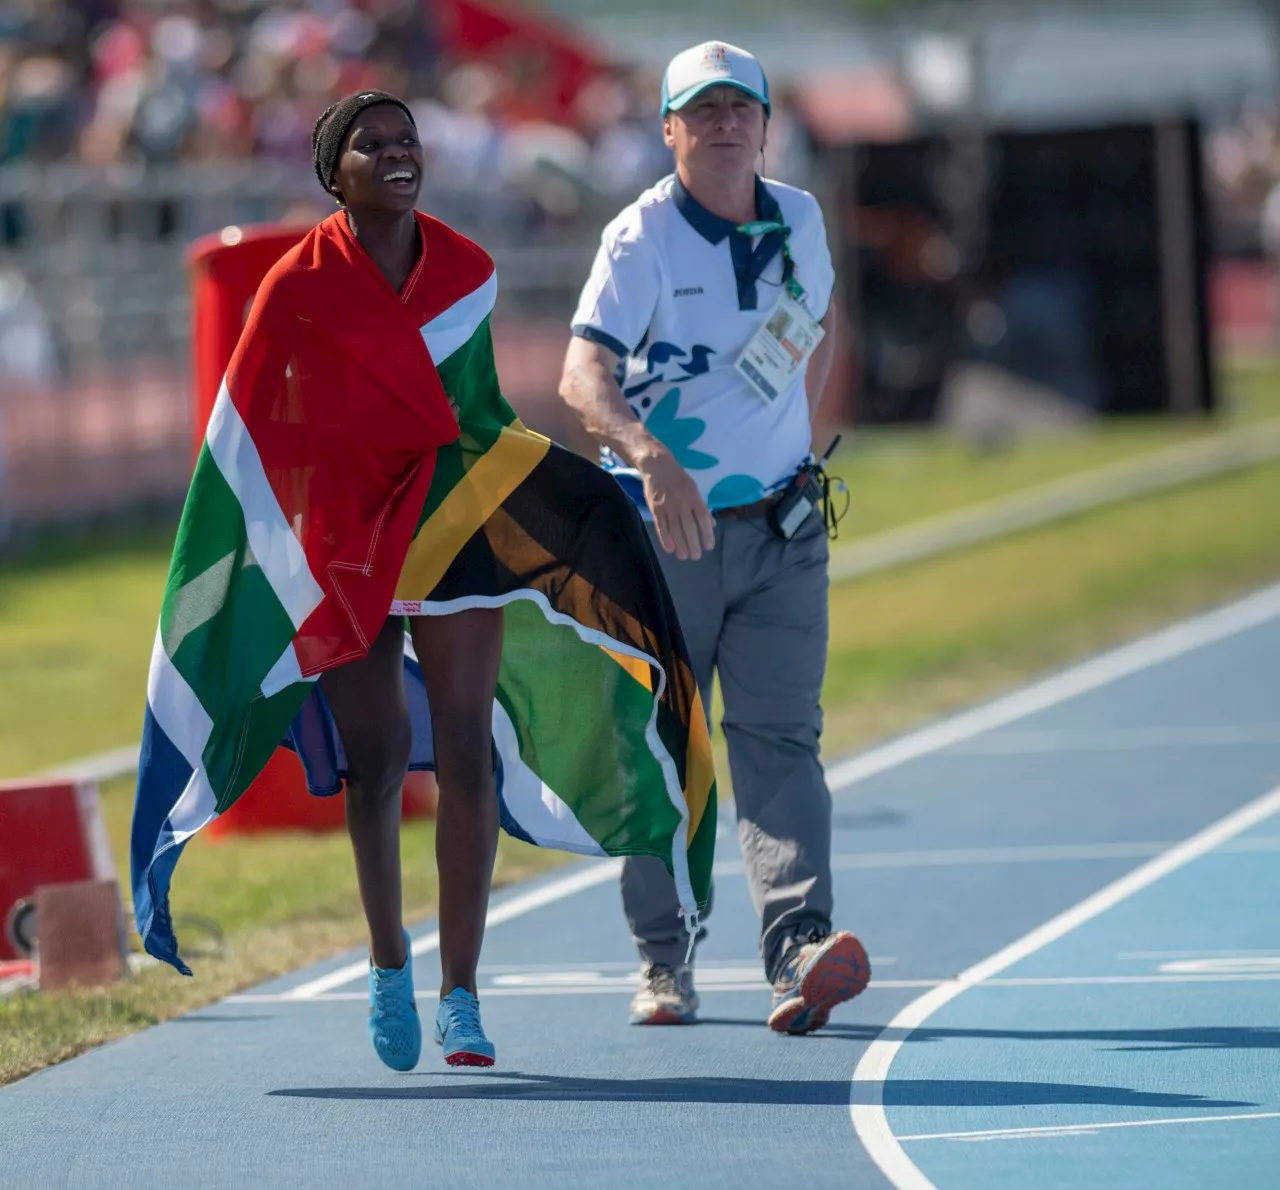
[604,647,653,692]
[395,424,549,599]
[603,645,712,842]
[483,502,715,846]
[683,690,714,840]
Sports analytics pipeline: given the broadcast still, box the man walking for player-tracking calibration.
[557,41,870,1034]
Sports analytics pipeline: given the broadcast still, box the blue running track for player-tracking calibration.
[3,584,1278,1190]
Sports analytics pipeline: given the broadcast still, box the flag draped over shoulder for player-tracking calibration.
[132,210,716,974]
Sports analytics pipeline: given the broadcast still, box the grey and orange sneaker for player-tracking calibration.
[629,962,699,1025]
[768,930,870,1035]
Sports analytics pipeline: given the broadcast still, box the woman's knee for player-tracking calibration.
[345,723,411,806]
[436,734,495,802]
[413,606,502,802]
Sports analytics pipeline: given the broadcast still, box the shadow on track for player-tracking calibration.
[268,1075,1253,1108]
[697,1019,1280,1052]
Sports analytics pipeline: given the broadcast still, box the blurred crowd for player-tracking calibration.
[0,0,434,166]
[0,0,820,213]
[1206,98,1280,259]
[0,0,822,386]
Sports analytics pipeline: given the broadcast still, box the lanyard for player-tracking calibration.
[736,218,804,301]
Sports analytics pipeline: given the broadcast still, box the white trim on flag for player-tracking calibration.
[206,380,325,630]
[420,270,498,365]
[261,643,311,698]
[146,629,213,768]
[491,699,606,857]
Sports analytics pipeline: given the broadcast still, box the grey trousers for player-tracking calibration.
[622,509,834,984]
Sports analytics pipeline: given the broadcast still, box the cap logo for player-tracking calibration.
[701,43,731,75]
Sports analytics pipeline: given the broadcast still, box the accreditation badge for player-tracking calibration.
[733,292,825,404]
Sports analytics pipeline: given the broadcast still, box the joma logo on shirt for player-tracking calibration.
[674,286,705,297]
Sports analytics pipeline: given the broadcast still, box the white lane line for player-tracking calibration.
[898,1110,1280,1144]
[282,581,1280,998]
[230,968,1280,1005]
[472,956,895,973]
[850,781,1280,1190]
[1120,948,1280,960]
[825,838,1280,869]
[233,979,945,1004]
[284,859,622,999]
[986,972,1280,987]
[824,582,1280,792]
[948,724,1280,755]
[714,836,1280,877]
[1158,957,1280,974]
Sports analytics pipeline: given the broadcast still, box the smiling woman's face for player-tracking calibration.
[330,103,424,214]
[664,85,766,180]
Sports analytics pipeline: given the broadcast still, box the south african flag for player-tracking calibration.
[131,211,715,974]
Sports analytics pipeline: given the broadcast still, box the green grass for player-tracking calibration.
[0,772,562,1086]
[5,358,1279,778]
[0,523,175,777]
[825,354,1280,541]
[0,525,566,1086]
[5,356,1280,1086]
[817,459,1280,756]
[704,458,1280,781]
[89,773,553,945]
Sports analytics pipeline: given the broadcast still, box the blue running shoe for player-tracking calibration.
[768,929,871,1035]
[434,988,496,1067]
[368,929,421,1071]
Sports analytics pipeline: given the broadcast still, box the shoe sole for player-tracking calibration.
[371,1027,422,1072]
[444,1049,495,1067]
[629,1008,698,1026]
[373,1044,422,1072]
[768,932,871,1035]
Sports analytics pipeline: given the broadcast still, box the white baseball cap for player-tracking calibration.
[660,41,770,117]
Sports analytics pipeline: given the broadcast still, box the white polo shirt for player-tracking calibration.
[570,172,835,512]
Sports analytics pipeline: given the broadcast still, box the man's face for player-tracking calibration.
[664,85,766,178]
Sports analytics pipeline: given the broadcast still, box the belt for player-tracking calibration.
[715,494,778,520]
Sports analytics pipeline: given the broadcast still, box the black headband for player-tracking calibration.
[312,90,416,198]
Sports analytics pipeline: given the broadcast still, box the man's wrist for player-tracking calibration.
[617,429,669,475]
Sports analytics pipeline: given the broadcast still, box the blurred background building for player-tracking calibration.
[2,0,1279,535]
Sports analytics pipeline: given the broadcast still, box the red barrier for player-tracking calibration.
[204,752,438,839]
[188,222,438,839]
[0,779,115,961]
[35,879,127,991]
[187,223,313,456]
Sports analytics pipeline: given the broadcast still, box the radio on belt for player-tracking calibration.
[767,435,841,541]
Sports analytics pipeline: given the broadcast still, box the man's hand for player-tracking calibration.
[558,337,716,559]
[637,446,717,561]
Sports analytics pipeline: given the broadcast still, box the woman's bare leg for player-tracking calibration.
[409,607,503,995]
[319,615,412,970]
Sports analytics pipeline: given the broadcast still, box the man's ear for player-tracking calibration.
[662,114,677,151]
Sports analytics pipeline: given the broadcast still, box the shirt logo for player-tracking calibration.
[674,286,704,297]
[623,340,716,401]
